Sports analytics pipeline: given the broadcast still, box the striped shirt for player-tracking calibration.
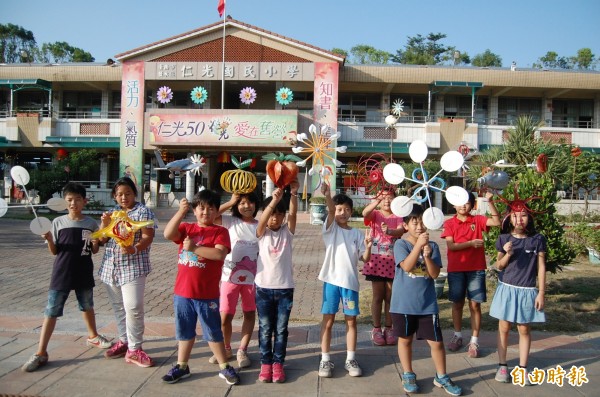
[98,202,158,286]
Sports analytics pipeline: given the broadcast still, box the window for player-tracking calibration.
[338,93,380,122]
[390,95,428,122]
[552,99,594,128]
[498,98,542,125]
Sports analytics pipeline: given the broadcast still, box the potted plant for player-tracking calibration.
[309,195,327,225]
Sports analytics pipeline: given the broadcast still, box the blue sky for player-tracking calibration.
[2,0,599,68]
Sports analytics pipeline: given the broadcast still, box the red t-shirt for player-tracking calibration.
[173,223,231,299]
[441,214,489,272]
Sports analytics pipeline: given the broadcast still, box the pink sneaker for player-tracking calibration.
[258,364,272,383]
[447,335,463,352]
[104,340,128,359]
[467,342,480,358]
[384,327,397,345]
[273,362,286,383]
[371,327,385,346]
[125,348,154,368]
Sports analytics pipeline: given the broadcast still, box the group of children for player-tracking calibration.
[21,178,548,396]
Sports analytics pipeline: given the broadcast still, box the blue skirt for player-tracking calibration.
[489,281,546,324]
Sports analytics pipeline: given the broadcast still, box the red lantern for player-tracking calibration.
[57,148,68,160]
[571,147,582,157]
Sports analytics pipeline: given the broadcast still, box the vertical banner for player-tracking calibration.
[313,62,339,192]
[120,61,145,195]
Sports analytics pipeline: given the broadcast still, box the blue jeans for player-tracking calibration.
[255,286,294,365]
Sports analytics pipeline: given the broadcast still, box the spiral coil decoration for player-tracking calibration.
[220,156,257,194]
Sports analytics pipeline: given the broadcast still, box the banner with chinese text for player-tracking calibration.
[120,61,145,192]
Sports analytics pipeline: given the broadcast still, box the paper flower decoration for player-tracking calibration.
[276,87,294,106]
[190,86,208,105]
[292,124,346,179]
[157,86,173,104]
[90,210,154,248]
[354,153,395,195]
[240,87,257,105]
[392,99,405,116]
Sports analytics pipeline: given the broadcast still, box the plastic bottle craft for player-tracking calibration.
[90,210,154,248]
[220,156,257,194]
[382,140,469,230]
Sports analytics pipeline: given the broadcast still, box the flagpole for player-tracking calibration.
[221,2,226,110]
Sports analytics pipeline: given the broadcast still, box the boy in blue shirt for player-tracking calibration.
[391,204,462,396]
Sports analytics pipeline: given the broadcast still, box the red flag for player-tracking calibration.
[218,0,225,17]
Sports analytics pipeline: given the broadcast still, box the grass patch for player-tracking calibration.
[359,256,600,333]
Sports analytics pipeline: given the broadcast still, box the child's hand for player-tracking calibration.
[320,182,330,196]
[535,292,545,311]
[179,198,190,214]
[183,236,195,252]
[364,229,373,247]
[381,222,388,235]
[422,243,432,258]
[485,191,494,200]
[272,188,283,202]
[503,241,513,255]
[100,211,111,227]
[471,239,484,248]
[41,231,51,243]
[230,193,240,203]
[416,232,429,250]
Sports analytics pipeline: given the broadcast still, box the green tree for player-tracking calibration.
[471,49,502,67]
[572,48,595,69]
[569,151,600,217]
[391,33,451,65]
[349,44,391,64]
[534,48,597,70]
[330,47,348,58]
[39,41,95,63]
[465,115,576,273]
[0,23,36,63]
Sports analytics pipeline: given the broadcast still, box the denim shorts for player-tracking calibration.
[321,283,359,316]
[44,288,94,318]
[174,294,223,342]
[447,270,487,303]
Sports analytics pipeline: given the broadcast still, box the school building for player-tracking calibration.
[1,17,599,208]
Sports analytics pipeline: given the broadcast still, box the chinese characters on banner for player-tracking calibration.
[312,62,339,192]
[120,61,145,191]
[147,62,312,81]
[148,113,297,146]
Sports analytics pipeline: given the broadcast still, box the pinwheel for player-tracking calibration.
[275,87,294,106]
[354,153,395,196]
[90,210,154,248]
[383,140,469,230]
[292,124,346,186]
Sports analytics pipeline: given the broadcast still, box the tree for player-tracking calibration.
[39,41,95,63]
[471,49,502,67]
[465,115,576,273]
[349,44,391,64]
[534,48,597,70]
[330,47,348,58]
[0,23,36,63]
[573,48,595,70]
[569,151,600,217]
[391,33,452,65]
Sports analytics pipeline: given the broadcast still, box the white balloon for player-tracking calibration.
[409,140,428,163]
[47,197,68,212]
[11,166,30,186]
[445,186,470,206]
[423,207,445,230]
[383,163,405,185]
[0,198,7,217]
[390,196,415,217]
[440,151,464,172]
[30,217,52,235]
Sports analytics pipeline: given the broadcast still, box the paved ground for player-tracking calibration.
[0,211,599,396]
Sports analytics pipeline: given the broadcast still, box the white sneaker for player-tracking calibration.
[236,349,251,368]
[318,360,334,377]
[86,334,113,349]
[344,359,362,377]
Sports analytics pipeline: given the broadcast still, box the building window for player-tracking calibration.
[390,95,428,122]
[552,99,593,128]
[338,93,380,122]
[498,98,542,125]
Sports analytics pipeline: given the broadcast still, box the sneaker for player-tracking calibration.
[104,340,128,359]
[209,347,232,364]
[433,373,463,396]
[259,364,272,383]
[447,335,463,352]
[86,334,113,349]
[402,372,418,393]
[384,327,397,345]
[272,362,286,383]
[466,342,479,358]
[237,349,251,368]
[125,348,154,368]
[344,359,362,377]
[318,360,334,378]
[371,327,385,346]
[495,366,510,383]
[219,365,240,385]
[162,364,191,384]
[21,354,48,372]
